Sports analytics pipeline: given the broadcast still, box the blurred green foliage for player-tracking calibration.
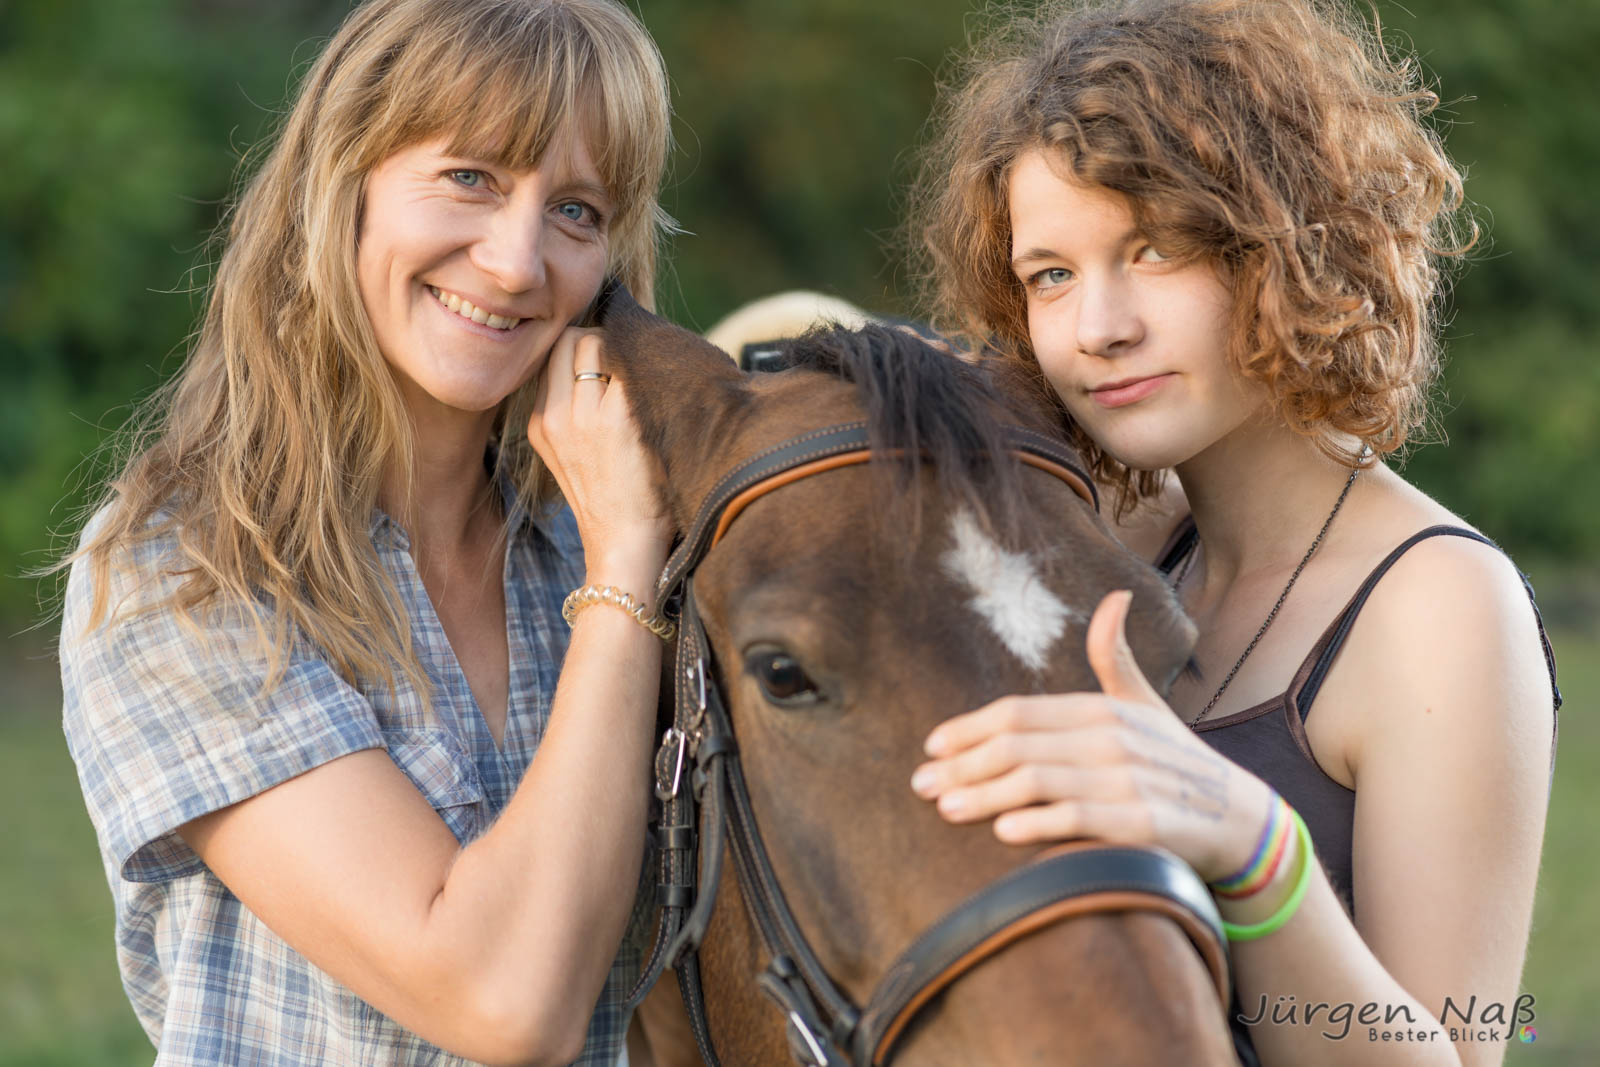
[2,0,1595,628]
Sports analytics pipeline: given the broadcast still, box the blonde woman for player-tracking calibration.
[59,1,675,1063]
[908,1,1558,1064]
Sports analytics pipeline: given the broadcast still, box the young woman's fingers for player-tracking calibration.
[991,799,1156,847]
[913,722,1132,798]
[933,762,1141,824]
[1086,590,1166,708]
[924,693,1111,757]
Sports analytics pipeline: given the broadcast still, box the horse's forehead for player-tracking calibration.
[940,508,1084,673]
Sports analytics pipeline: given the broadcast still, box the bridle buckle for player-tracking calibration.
[654,726,687,801]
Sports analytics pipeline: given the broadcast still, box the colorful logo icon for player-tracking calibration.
[1519,1025,1537,1043]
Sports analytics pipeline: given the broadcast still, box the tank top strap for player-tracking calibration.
[1290,525,1564,721]
[1154,515,1199,576]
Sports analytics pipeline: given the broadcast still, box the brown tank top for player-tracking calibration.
[1156,520,1562,915]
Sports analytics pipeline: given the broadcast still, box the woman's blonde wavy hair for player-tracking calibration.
[910,0,1475,511]
[71,0,672,697]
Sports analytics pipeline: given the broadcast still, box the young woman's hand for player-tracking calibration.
[527,326,672,586]
[912,590,1276,884]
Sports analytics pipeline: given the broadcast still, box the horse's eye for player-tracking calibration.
[744,649,823,707]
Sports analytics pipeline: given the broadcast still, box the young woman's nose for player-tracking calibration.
[1074,273,1145,357]
[469,203,549,296]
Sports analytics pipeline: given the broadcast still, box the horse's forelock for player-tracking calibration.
[779,324,1039,545]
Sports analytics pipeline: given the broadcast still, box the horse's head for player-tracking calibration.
[600,286,1233,1065]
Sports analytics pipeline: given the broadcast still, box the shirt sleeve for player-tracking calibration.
[60,523,385,884]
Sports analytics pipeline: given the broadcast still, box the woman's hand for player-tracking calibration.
[912,590,1276,884]
[527,326,672,586]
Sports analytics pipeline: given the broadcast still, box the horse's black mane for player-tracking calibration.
[777,323,1065,542]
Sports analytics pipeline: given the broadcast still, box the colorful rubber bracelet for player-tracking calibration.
[1210,792,1286,894]
[1220,809,1314,942]
[1214,807,1295,900]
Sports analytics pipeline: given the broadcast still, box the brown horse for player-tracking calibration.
[598,288,1238,1067]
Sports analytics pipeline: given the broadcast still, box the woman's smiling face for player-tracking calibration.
[356,131,613,416]
[1008,148,1265,471]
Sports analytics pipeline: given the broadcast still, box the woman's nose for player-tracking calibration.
[469,206,548,295]
[1075,275,1145,357]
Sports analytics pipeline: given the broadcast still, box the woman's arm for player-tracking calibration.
[180,330,673,1067]
[911,544,1553,1067]
[180,598,661,1066]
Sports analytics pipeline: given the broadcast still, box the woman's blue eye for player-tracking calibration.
[1032,267,1072,290]
[450,170,483,188]
[558,201,591,223]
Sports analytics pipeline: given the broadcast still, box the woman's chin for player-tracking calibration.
[408,378,523,418]
[1093,436,1200,474]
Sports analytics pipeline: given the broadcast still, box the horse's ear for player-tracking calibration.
[596,281,752,526]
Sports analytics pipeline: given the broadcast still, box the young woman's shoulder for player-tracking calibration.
[1318,472,1557,783]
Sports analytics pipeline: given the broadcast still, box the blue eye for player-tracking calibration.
[449,170,484,188]
[1031,267,1073,290]
[557,201,592,223]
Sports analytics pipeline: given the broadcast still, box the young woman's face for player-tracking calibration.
[356,131,613,416]
[1008,149,1265,471]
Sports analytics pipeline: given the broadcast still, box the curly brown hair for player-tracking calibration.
[909,0,1475,509]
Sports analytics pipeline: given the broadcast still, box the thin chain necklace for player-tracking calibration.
[1181,466,1360,725]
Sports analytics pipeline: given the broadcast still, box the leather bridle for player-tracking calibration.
[626,421,1231,1066]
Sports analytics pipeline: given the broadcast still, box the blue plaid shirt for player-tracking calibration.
[61,500,645,1066]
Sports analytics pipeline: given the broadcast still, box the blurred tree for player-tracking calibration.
[2,0,1594,628]
[1377,0,1600,559]
[0,0,345,619]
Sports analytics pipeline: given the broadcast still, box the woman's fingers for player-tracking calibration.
[1086,590,1166,707]
[924,693,1110,757]
[913,720,1128,796]
[528,328,609,464]
[569,332,609,403]
[992,799,1155,846]
[931,762,1144,823]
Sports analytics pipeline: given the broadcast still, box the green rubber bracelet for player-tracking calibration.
[1220,808,1314,942]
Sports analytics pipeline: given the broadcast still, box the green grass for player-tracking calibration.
[1513,627,1600,1061]
[0,642,152,1067]
[3,624,1595,1065]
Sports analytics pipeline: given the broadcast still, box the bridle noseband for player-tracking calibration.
[626,421,1230,1066]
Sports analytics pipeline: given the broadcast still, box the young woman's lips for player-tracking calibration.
[1090,373,1174,409]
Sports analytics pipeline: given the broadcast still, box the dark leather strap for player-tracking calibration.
[657,423,884,601]
[853,842,1228,1065]
[1155,516,1199,576]
[656,423,1098,603]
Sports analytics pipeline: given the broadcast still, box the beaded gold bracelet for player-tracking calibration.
[561,584,676,642]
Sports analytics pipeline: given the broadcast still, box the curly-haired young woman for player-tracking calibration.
[908,2,1559,1063]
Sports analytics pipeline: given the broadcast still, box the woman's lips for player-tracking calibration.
[1089,373,1174,409]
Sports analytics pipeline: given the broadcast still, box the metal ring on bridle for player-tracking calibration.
[574,370,612,384]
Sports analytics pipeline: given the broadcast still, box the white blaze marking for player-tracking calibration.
[940,508,1081,672]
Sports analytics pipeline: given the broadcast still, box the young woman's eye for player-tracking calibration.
[1137,244,1171,263]
[1029,267,1073,291]
[448,169,486,189]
